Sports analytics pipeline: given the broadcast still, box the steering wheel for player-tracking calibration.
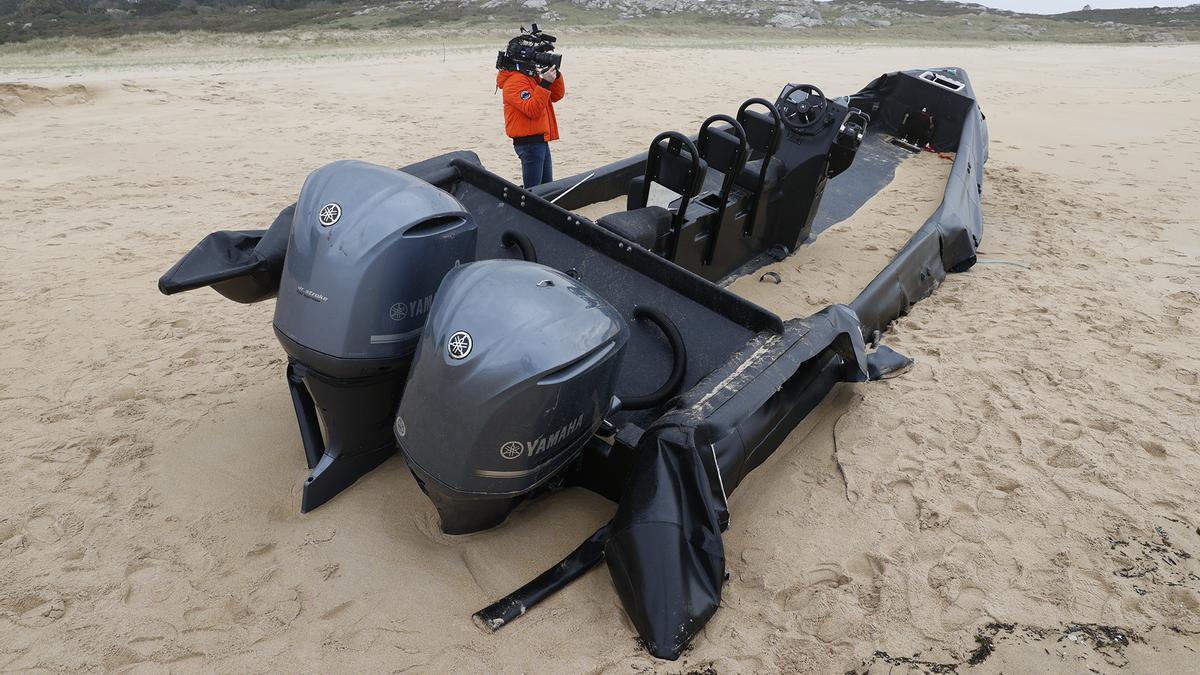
[779,84,828,131]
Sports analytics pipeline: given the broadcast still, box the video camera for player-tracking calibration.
[496,24,562,77]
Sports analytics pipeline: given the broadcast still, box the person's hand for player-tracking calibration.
[540,66,558,83]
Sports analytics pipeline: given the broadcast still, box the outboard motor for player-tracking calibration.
[275,160,477,512]
[395,260,631,534]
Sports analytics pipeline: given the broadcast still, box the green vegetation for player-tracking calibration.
[1,0,1197,46]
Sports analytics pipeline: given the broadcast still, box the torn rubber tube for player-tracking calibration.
[474,523,611,631]
[156,204,293,303]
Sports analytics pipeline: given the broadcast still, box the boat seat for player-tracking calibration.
[734,99,784,235]
[617,131,707,258]
[696,114,750,265]
[736,157,785,193]
[597,207,671,249]
[697,120,748,183]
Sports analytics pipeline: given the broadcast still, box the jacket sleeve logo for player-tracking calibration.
[520,90,531,100]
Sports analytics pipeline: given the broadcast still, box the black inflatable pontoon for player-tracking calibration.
[158,68,986,659]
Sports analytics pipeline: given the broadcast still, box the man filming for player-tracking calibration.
[495,26,565,188]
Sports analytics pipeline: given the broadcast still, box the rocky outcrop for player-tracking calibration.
[831,2,911,27]
[766,0,822,29]
[564,0,765,20]
[768,13,821,29]
[834,15,890,28]
[995,22,1046,37]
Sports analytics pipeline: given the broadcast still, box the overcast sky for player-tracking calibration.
[817,1,1196,14]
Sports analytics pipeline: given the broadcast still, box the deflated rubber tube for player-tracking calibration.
[501,230,538,263]
[618,306,687,411]
[473,523,610,631]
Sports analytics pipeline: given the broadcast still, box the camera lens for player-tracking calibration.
[534,52,563,69]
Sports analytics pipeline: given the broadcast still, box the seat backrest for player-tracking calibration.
[697,114,750,267]
[698,114,749,177]
[736,98,783,160]
[735,98,783,236]
[636,131,707,259]
[631,131,706,210]
[649,133,706,198]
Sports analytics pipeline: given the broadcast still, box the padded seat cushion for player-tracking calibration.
[736,157,785,193]
[596,207,672,250]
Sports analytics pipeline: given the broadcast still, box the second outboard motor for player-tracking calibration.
[395,260,630,534]
[275,160,477,512]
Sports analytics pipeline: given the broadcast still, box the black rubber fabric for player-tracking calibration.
[604,305,870,659]
[603,68,988,660]
[156,203,293,303]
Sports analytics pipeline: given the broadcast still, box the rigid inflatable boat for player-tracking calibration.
[158,68,987,659]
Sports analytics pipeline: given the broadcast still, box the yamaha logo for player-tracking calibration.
[499,441,523,460]
[497,413,586,460]
[389,294,433,323]
[447,331,472,360]
[318,202,341,226]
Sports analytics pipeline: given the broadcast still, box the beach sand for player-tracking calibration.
[1,41,1197,672]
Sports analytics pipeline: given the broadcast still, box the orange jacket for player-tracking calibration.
[497,69,565,142]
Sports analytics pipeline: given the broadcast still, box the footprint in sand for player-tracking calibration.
[123,562,188,607]
[25,515,64,544]
[249,583,303,627]
[183,603,234,631]
[1139,439,1167,458]
[941,585,987,630]
[1052,418,1084,441]
[889,479,920,523]
[951,419,983,444]
[774,565,852,611]
[1167,587,1200,613]
[1045,441,1088,469]
[992,428,1023,451]
[733,546,776,591]
[1,591,67,628]
[976,489,1011,515]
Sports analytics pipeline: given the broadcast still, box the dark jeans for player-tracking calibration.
[515,141,553,188]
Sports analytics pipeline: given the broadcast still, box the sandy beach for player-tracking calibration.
[1,40,1198,672]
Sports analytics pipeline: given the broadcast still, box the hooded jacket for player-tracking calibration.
[497,70,566,143]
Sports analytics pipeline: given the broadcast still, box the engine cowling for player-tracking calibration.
[270,159,478,513]
[396,260,630,534]
[273,159,477,378]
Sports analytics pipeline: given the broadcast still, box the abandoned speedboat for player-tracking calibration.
[158,67,987,659]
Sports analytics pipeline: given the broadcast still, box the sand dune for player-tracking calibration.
[0,42,1197,672]
[0,82,91,115]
